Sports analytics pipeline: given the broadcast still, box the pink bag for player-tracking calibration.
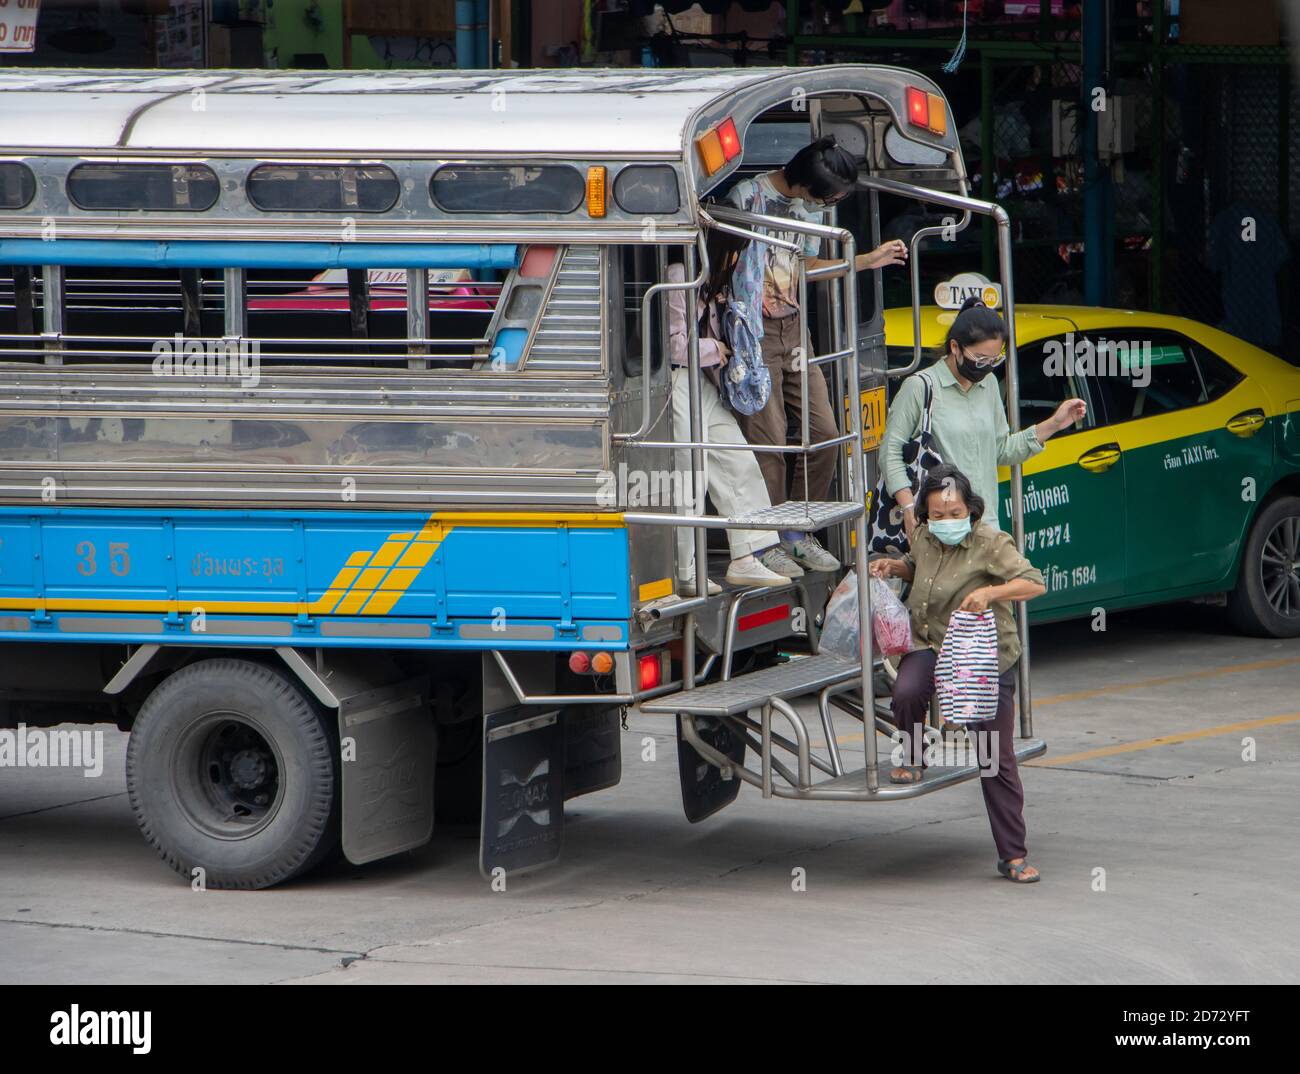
[870,576,912,657]
[934,610,1000,723]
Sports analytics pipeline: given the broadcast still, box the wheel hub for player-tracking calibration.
[228,748,269,790]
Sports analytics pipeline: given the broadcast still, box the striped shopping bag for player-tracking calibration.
[934,610,1000,723]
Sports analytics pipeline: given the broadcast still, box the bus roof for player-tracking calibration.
[0,66,950,160]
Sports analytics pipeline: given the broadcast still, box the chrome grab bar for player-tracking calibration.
[615,230,709,444]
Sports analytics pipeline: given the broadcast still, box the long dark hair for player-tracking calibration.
[701,227,748,305]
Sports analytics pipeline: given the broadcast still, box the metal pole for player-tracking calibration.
[840,232,877,791]
[407,267,429,370]
[683,238,708,690]
[1151,1,1166,312]
[1082,0,1112,305]
[41,264,63,366]
[981,48,995,277]
[996,207,1032,738]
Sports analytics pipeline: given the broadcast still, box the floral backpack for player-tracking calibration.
[718,296,770,415]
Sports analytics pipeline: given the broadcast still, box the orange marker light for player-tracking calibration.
[591,651,615,675]
[717,117,741,161]
[926,93,947,136]
[695,129,725,175]
[586,166,607,218]
[906,86,929,129]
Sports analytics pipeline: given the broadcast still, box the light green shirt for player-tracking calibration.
[880,360,1043,530]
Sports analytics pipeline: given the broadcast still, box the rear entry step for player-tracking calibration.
[640,652,860,717]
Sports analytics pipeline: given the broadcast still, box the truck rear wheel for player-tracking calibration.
[1228,495,1300,638]
[126,658,339,889]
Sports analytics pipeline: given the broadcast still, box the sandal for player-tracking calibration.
[889,765,923,785]
[997,858,1040,883]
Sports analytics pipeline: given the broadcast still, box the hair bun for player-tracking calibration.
[958,295,984,313]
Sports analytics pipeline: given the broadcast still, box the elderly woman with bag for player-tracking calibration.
[869,464,1047,883]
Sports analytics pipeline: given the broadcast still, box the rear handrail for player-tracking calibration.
[614,230,708,444]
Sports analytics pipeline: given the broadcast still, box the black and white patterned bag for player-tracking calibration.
[868,370,944,556]
[934,609,1000,723]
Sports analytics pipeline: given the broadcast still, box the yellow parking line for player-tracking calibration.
[1026,712,1300,767]
[815,655,1300,748]
[1032,655,1300,707]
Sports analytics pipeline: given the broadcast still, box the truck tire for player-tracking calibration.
[1227,495,1300,638]
[126,658,340,889]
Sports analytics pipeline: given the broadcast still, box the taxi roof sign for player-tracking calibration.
[935,271,1003,311]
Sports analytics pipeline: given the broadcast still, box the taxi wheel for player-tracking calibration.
[1228,495,1300,638]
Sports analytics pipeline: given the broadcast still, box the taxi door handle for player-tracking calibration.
[1077,443,1122,473]
[1226,409,1266,438]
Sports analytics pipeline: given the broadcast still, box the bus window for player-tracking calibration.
[431,165,584,214]
[613,166,680,215]
[67,163,219,212]
[246,165,399,213]
[0,162,36,209]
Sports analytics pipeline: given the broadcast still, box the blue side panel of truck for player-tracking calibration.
[0,507,631,650]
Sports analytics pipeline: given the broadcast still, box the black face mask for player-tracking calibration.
[956,358,993,382]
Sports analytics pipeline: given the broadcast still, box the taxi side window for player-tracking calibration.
[1083,331,1242,424]
[995,339,1087,435]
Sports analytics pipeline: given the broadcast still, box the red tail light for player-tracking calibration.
[717,117,741,161]
[906,87,930,130]
[639,652,662,691]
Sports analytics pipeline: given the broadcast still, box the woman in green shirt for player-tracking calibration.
[880,297,1086,538]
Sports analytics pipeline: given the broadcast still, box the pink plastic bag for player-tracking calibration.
[821,571,913,661]
[870,575,913,657]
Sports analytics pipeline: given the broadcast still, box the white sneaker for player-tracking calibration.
[757,546,806,578]
[784,534,841,572]
[724,555,788,588]
[678,575,722,597]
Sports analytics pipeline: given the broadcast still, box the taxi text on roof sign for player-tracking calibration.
[934,271,1003,311]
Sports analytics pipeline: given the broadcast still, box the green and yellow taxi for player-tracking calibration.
[883,304,1300,637]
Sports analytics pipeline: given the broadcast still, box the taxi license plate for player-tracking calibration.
[845,385,888,453]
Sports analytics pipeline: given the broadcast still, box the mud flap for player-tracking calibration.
[480,707,564,878]
[338,677,436,866]
[676,714,746,823]
[563,705,623,800]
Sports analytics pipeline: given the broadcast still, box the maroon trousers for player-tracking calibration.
[891,648,1028,862]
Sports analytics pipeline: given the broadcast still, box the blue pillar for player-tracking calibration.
[456,0,478,68]
[1082,0,1113,306]
[476,0,491,68]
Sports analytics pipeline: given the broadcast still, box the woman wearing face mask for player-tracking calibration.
[869,464,1046,883]
[881,295,1086,540]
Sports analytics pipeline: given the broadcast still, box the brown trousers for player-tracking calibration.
[737,315,840,506]
[891,648,1028,862]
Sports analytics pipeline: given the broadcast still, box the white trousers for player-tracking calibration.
[671,367,777,575]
